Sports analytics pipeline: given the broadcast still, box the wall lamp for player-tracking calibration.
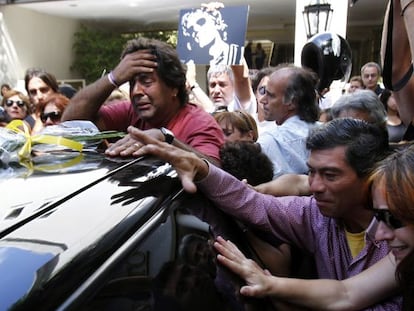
[303,0,333,38]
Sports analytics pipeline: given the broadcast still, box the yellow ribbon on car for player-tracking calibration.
[5,119,83,160]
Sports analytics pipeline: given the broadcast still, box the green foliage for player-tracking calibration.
[71,25,177,84]
[71,25,127,84]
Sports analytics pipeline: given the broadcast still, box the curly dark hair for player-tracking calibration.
[121,37,188,106]
[220,141,273,185]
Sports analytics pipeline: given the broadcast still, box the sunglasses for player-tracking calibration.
[40,111,61,123]
[372,208,404,230]
[5,100,25,108]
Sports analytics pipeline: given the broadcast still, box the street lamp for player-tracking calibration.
[303,0,333,38]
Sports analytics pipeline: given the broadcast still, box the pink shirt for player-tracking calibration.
[99,101,224,162]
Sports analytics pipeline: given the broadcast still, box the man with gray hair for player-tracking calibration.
[207,64,257,115]
[331,89,387,128]
[360,61,384,95]
[257,65,320,178]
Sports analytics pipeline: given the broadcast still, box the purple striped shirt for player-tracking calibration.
[198,164,402,310]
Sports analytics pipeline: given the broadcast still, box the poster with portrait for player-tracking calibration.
[177,5,249,66]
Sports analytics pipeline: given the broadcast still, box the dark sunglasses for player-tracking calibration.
[40,111,61,123]
[372,208,405,230]
[5,100,25,108]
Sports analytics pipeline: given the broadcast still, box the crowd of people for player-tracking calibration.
[2,1,414,309]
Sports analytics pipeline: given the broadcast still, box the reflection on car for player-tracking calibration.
[0,151,275,311]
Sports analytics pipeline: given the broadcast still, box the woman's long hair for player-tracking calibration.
[369,144,414,310]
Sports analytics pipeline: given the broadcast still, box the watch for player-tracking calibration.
[160,127,175,144]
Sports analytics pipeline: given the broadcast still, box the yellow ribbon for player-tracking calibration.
[5,120,83,160]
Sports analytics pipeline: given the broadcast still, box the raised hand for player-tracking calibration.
[111,50,157,86]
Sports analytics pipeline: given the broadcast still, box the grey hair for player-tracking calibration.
[360,62,382,76]
[207,64,234,84]
[331,90,387,126]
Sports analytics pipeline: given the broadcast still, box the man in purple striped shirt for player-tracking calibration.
[132,118,402,310]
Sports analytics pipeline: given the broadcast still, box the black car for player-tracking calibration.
[1,150,276,311]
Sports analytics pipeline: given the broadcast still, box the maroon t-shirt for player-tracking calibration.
[99,101,224,162]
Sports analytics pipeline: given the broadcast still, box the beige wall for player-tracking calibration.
[0,6,80,81]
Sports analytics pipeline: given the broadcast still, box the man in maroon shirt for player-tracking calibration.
[62,37,224,164]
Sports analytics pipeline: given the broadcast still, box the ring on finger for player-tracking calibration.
[133,143,142,148]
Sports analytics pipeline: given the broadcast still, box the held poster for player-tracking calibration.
[177,5,249,66]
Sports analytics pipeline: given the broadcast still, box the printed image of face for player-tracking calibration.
[183,9,226,49]
[373,182,414,263]
[189,13,217,48]
[28,77,54,105]
[4,95,27,120]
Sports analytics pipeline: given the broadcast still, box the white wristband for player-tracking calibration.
[107,71,119,87]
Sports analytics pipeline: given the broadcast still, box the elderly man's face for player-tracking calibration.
[208,72,234,108]
[259,70,293,125]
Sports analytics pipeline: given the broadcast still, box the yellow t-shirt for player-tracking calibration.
[345,230,366,258]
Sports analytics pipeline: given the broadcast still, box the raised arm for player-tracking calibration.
[214,237,398,311]
[254,174,311,196]
[231,58,255,111]
[62,50,157,130]
[186,62,215,113]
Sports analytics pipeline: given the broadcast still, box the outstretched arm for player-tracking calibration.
[105,126,221,167]
[214,236,398,311]
[120,126,210,193]
[62,50,157,130]
[254,174,310,196]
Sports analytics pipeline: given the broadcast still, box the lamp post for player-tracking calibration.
[303,0,333,38]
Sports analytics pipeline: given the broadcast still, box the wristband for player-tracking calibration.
[108,71,120,87]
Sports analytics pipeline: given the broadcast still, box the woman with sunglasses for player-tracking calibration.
[37,93,69,127]
[1,89,34,129]
[214,144,414,310]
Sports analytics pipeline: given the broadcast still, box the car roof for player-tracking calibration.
[1,152,186,309]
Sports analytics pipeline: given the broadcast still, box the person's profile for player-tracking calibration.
[177,5,249,66]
